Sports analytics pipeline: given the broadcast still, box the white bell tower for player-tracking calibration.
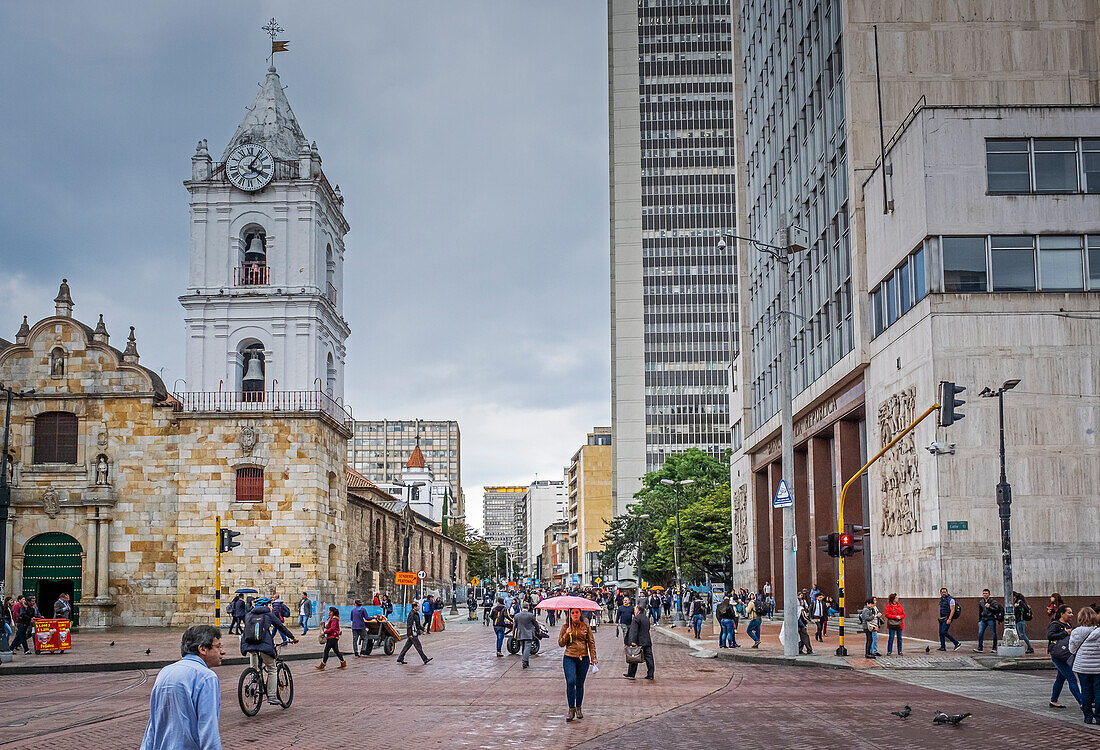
[180,63,350,404]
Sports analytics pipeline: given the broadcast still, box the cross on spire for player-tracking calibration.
[262,17,286,67]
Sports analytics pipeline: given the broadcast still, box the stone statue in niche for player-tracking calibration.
[50,348,65,377]
[95,454,109,485]
[238,425,257,454]
[878,387,921,536]
[5,450,14,485]
[732,484,749,564]
[42,487,61,518]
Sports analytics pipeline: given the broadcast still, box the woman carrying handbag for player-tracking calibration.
[884,593,905,656]
[316,606,346,670]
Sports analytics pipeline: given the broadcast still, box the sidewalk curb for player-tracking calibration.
[0,648,341,676]
[655,625,853,670]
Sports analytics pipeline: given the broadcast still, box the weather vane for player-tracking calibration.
[262,17,288,67]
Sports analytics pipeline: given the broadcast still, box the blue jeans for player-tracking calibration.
[1077,672,1100,722]
[938,620,959,648]
[1015,621,1032,649]
[650,607,660,624]
[563,655,590,708]
[719,619,736,647]
[977,619,998,649]
[494,626,506,653]
[299,615,309,634]
[1052,657,1082,704]
[887,628,903,654]
[871,630,880,654]
[691,614,703,638]
[747,618,761,643]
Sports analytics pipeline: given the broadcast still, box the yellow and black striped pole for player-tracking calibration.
[215,515,222,628]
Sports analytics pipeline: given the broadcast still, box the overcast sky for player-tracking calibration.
[0,2,610,532]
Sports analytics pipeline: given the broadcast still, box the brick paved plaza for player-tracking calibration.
[1,619,1096,749]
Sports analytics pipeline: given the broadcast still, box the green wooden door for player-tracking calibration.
[22,532,82,625]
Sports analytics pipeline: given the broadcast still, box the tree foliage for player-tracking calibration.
[599,448,732,585]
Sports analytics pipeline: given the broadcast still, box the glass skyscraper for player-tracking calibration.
[609,0,738,511]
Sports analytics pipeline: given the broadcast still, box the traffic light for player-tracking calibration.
[219,528,241,553]
[938,381,966,427]
[839,532,853,557]
[849,525,867,556]
[818,532,841,558]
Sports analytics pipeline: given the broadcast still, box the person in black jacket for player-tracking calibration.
[616,597,634,642]
[623,604,654,680]
[1048,604,1082,708]
[397,600,432,665]
[974,588,1002,653]
[10,595,39,654]
[239,598,298,705]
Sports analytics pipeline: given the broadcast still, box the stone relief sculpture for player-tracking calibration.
[49,348,65,377]
[42,487,61,518]
[238,425,257,454]
[732,483,749,564]
[878,386,921,536]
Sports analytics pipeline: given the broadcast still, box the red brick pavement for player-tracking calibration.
[2,621,1090,749]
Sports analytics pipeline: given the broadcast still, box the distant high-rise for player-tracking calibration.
[347,419,463,524]
[482,486,527,553]
[609,0,738,513]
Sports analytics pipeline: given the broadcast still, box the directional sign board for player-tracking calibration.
[395,571,418,586]
[772,479,793,509]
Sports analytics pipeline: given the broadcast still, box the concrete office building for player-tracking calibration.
[482,486,527,552]
[542,520,571,587]
[514,480,567,580]
[609,0,739,515]
[567,428,613,586]
[729,0,1100,637]
[347,419,463,524]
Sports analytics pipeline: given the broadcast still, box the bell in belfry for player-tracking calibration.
[244,235,265,264]
[242,355,264,387]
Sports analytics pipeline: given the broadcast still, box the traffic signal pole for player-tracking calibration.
[835,402,939,656]
[215,515,222,628]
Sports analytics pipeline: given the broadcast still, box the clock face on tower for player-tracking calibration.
[225,143,275,191]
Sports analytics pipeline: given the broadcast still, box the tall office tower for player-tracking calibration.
[609,0,739,514]
[482,486,527,554]
[347,419,463,523]
[517,480,567,579]
[730,0,1100,625]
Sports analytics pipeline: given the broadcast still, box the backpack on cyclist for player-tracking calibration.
[243,611,266,645]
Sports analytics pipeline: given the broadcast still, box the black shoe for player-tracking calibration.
[644,676,654,680]
[953,643,962,651]
[424,657,433,665]
[1026,647,1034,654]
[937,647,946,651]
[522,663,528,669]
[622,673,635,680]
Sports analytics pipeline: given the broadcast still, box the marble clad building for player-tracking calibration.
[0,60,354,627]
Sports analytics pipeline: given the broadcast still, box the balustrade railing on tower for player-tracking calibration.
[172,389,352,429]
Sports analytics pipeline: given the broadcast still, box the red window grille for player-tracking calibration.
[236,467,264,502]
[33,412,78,464]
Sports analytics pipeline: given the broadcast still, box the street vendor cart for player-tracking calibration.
[360,616,401,655]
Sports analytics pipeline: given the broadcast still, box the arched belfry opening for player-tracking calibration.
[238,225,268,285]
[240,341,266,402]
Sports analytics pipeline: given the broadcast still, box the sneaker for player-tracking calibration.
[937,647,946,651]
[1026,647,1034,654]
[992,647,998,653]
[972,648,983,652]
[643,676,654,680]
[424,657,433,665]
[396,660,407,664]
[267,698,281,705]
[622,674,635,680]
[496,652,503,658]
[752,642,759,649]
[953,643,962,651]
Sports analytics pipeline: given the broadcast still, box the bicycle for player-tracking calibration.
[238,644,294,716]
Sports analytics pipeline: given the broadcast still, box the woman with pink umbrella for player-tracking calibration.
[539,595,599,722]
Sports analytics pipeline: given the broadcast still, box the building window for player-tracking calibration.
[33,412,78,464]
[986,139,1030,193]
[942,237,988,292]
[1085,140,1100,194]
[1033,140,1079,193]
[1039,235,1085,291]
[236,467,263,502]
[1088,236,1100,290]
[990,236,1035,292]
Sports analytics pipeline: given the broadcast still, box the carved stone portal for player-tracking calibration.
[732,484,749,564]
[238,425,257,454]
[878,387,921,536]
[42,488,61,518]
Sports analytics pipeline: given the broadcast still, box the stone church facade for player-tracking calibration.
[0,61,355,627]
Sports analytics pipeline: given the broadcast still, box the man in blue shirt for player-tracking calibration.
[351,599,369,657]
[141,625,225,750]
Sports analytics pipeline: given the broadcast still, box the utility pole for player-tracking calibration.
[720,226,807,657]
[0,383,33,662]
[660,478,693,627]
[981,379,1025,656]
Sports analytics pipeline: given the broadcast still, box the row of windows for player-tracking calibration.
[644,360,729,372]
[639,33,732,45]
[643,264,734,276]
[869,245,929,337]
[642,128,733,140]
[986,138,1100,195]
[640,51,729,62]
[642,148,730,158]
[642,204,734,217]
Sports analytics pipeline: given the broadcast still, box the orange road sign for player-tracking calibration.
[394,571,418,586]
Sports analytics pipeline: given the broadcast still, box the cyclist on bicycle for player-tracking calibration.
[240,596,298,705]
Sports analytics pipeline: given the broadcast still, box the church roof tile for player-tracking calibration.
[406,444,427,469]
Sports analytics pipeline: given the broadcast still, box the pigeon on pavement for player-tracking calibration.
[933,712,971,725]
[891,705,912,719]
[109,641,115,646]
[145,648,152,655]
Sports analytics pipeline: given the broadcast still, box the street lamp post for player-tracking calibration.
[660,478,693,627]
[980,379,1025,657]
[0,383,34,661]
[635,512,650,584]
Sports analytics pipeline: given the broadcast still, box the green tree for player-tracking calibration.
[654,485,732,585]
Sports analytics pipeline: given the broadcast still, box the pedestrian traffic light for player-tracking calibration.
[819,532,841,558]
[219,528,241,553]
[938,381,966,427]
[839,532,853,557]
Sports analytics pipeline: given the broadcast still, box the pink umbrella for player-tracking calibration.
[536,595,602,611]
